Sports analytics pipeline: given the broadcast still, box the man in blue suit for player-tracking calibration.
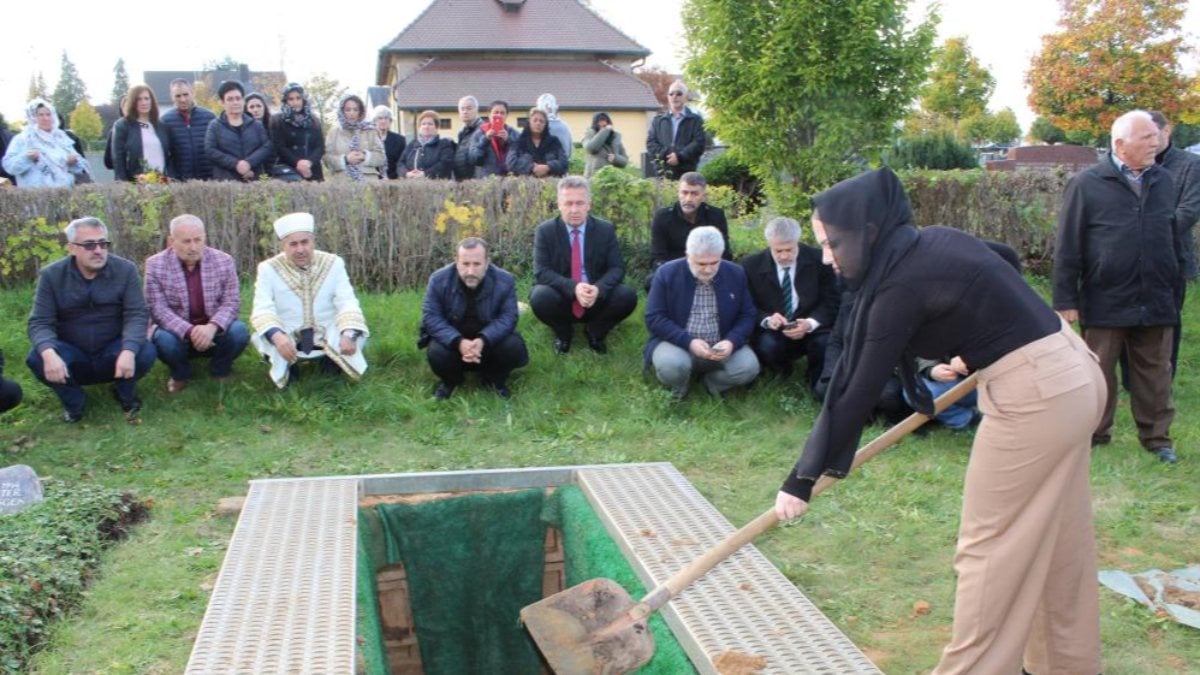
[644,226,760,399]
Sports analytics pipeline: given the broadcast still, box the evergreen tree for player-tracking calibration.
[52,51,88,115]
[27,73,49,102]
[111,58,130,107]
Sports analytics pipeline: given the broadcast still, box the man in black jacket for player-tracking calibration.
[530,176,637,354]
[650,172,731,273]
[741,217,839,390]
[453,96,484,181]
[419,237,528,400]
[1151,111,1200,376]
[645,80,706,179]
[160,79,215,181]
[1053,110,1180,464]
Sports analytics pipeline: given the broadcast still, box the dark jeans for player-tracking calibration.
[751,328,829,391]
[152,320,250,380]
[427,333,529,387]
[26,339,157,415]
[528,283,637,341]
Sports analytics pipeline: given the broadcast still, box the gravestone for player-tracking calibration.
[0,464,43,515]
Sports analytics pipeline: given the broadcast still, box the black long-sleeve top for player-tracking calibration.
[783,227,1059,500]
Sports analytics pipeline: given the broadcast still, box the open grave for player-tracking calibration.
[185,463,881,674]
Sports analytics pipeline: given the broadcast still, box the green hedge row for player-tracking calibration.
[0,481,151,674]
[0,168,1072,292]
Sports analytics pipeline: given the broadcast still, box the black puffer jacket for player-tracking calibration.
[205,114,272,181]
[1053,157,1180,327]
[453,118,484,180]
[401,137,455,179]
[270,116,325,181]
[161,105,216,180]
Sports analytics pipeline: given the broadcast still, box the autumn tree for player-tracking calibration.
[683,0,936,211]
[1027,0,1195,143]
[303,73,348,128]
[69,100,103,145]
[634,65,678,111]
[111,59,130,106]
[920,37,995,128]
[52,51,88,116]
[27,73,49,102]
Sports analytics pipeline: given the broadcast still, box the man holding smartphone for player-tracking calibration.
[742,217,840,394]
[644,226,759,399]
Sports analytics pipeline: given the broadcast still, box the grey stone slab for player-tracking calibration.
[0,464,43,515]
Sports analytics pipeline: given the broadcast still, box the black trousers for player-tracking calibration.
[427,333,529,387]
[0,377,22,414]
[751,329,829,390]
[528,284,637,341]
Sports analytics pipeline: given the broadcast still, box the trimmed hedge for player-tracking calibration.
[0,481,151,674]
[0,168,1072,291]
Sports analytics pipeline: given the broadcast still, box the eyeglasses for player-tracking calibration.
[71,240,111,251]
[668,91,685,96]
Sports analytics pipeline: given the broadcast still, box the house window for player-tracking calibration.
[516,117,528,129]
[438,118,451,130]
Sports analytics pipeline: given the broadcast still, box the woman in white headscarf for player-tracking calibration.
[2,99,90,187]
[324,94,384,182]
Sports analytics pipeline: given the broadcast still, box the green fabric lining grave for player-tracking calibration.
[355,485,696,674]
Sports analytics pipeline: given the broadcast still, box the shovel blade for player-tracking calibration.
[521,578,656,674]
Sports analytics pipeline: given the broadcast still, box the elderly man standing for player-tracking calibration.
[645,80,706,179]
[645,226,759,399]
[741,216,839,390]
[454,96,484,181]
[1054,110,1180,464]
[250,213,369,388]
[145,214,249,393]
[531,176,638,354]
[27,217,156,422]
[419,237,528,400]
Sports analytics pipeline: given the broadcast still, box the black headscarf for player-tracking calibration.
[792,169,932,493]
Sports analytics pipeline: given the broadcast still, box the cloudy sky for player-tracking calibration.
[0,0,1195,132]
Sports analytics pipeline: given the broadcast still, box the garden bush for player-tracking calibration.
[885,131,979,170]
[0,481,151,674]
[0,169,1075,289]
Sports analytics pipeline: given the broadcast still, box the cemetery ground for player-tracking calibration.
[1,279,1197,675]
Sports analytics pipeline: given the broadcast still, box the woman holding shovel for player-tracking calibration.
[776,168,1105,675]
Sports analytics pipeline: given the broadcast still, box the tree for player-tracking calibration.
[111,58,130,106]
[69,100,103,146]
[683,0,937,211]
[27,72,49,102]
[962,108,1022,145]
[634,65,678,111]
[1027,0,1195,143]
[52,51,88,116]
[885,131,977,170]
[303,73,348,128]
[1029,116,1068,145]
[920,37,995,128]
[191,77,223,114]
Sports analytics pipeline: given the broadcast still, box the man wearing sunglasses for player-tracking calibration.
[645,80,707,180]
[27,217,156,423]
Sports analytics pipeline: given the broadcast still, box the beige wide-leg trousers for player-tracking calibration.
[934,321,1106,675]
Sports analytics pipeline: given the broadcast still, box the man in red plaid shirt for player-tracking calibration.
[144,214,249,393]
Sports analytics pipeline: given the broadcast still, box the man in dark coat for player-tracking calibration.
[419,237,528,400]
[530,176,638,355]
[160,79,215,181]
[644,226,759,399]
[645,80,707,179]
[453,96,484,181]
[1053,110,1180,464]
[741,216,839,391]
[650,172,731,273]
[1151,111,1200,375]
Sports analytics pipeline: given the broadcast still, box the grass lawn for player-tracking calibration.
[1,278,1197,675]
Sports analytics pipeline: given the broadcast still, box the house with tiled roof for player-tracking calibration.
[376,0,662,168]
[144,66,287,111]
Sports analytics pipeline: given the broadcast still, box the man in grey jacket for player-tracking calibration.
[26,217,156,423]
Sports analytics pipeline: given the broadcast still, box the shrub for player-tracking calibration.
[886,131,979,170]
[0,481,151,674]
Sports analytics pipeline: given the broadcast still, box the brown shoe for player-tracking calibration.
[166,378,189,394]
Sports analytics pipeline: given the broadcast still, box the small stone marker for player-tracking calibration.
[0,464,44,515]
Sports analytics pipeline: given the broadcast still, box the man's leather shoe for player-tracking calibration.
[586,334,608,354]
[1150,446,1178,464]
[553,338,571,355]
[434,383,454,401]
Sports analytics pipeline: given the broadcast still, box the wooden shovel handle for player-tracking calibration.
[641,372,980,613]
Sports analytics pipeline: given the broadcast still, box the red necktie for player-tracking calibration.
[570,228,584,318]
